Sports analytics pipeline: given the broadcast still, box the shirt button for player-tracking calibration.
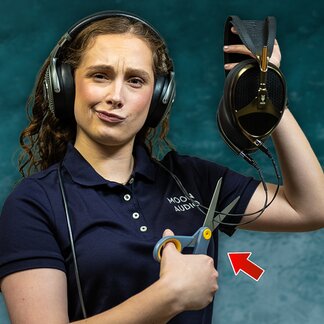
[124,194,131,201]
[129,177,134,184]
[132,212,140,219]
[140,226,148,232]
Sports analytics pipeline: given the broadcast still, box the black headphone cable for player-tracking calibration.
[58,163,87,319]
[155,144,281,227]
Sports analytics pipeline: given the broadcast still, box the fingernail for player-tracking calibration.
[224,46,229,51]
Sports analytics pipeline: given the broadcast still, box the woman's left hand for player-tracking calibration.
[223,27,281,70]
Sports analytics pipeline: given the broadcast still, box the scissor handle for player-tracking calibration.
[153,227,212,262]
[192,227,212,254]
[153,237,182,262]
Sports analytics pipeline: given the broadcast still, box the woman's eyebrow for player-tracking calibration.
[125,68,152,81]
[85,65,115,75]
[85,65,152,81]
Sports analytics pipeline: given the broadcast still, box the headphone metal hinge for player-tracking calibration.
[50,33,72,60]
[256,46,269,109]
[57,33,72,48]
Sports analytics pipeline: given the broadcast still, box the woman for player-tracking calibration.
[0,11,323,324]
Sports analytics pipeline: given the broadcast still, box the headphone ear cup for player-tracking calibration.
[52,62,75,124]
[145,74,173,128]
[218,59,286,152]
[227,59,286,136]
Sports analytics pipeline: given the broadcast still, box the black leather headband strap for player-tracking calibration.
[224,16,277,70]
[52,10,166,61]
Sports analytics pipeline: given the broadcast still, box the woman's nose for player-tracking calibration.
[106,81,124,109]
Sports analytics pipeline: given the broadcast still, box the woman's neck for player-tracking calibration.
[74,137,135,185]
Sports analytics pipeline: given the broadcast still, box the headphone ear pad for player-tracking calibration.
[217,61,260,153]
[217,97,257,153]
[145,75,170,128]
[52,62,75,124]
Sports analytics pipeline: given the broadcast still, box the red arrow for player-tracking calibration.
[227,252,265,281]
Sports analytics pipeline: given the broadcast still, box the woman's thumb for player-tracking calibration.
[163,228,175,237]
[160,229,180,259]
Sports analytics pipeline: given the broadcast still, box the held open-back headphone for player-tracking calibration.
[43,10,176,128]
[217,16,287,159]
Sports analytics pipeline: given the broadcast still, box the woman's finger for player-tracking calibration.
[224,44,255,58]
[231,26,238,34]
[224,62,239,71]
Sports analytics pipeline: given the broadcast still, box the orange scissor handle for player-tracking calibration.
[154,237,182,262]
[153,227,212,262]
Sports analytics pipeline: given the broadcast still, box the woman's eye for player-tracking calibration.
[128,78,144,88]
[93,73,108,81]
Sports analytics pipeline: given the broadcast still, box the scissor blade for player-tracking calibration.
[212,196,240,229]
[202,178,222,230]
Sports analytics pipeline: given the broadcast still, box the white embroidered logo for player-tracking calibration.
[167,193,200,212]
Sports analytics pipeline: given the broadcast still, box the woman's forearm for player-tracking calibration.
[271,108,324,225]
[72,278,181,324]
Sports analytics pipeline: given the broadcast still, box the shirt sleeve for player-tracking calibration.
[0,178,66,280]
[216,167,260,236]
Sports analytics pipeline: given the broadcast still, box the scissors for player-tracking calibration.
[153,177,240,262]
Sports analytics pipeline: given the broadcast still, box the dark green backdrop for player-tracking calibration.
[1,0,323,323]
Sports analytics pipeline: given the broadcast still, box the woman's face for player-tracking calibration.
[73,33,155,150]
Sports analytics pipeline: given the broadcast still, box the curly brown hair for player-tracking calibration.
[19,15,175,177]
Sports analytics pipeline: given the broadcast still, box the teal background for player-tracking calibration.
[1,0,323,323]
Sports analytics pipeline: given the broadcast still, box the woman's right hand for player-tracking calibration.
[158,229,218,312]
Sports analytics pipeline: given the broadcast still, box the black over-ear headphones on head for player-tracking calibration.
[43,11,176,128]
[217,16,287,158]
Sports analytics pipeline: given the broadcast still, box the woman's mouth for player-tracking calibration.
[95,110,126,123]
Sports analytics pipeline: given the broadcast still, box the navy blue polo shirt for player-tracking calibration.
[0,143,259,323]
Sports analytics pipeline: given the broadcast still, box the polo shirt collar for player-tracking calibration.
[62,142,156,187]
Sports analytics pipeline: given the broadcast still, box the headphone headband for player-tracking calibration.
[225,16,276,58]
[51,11,165,59]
